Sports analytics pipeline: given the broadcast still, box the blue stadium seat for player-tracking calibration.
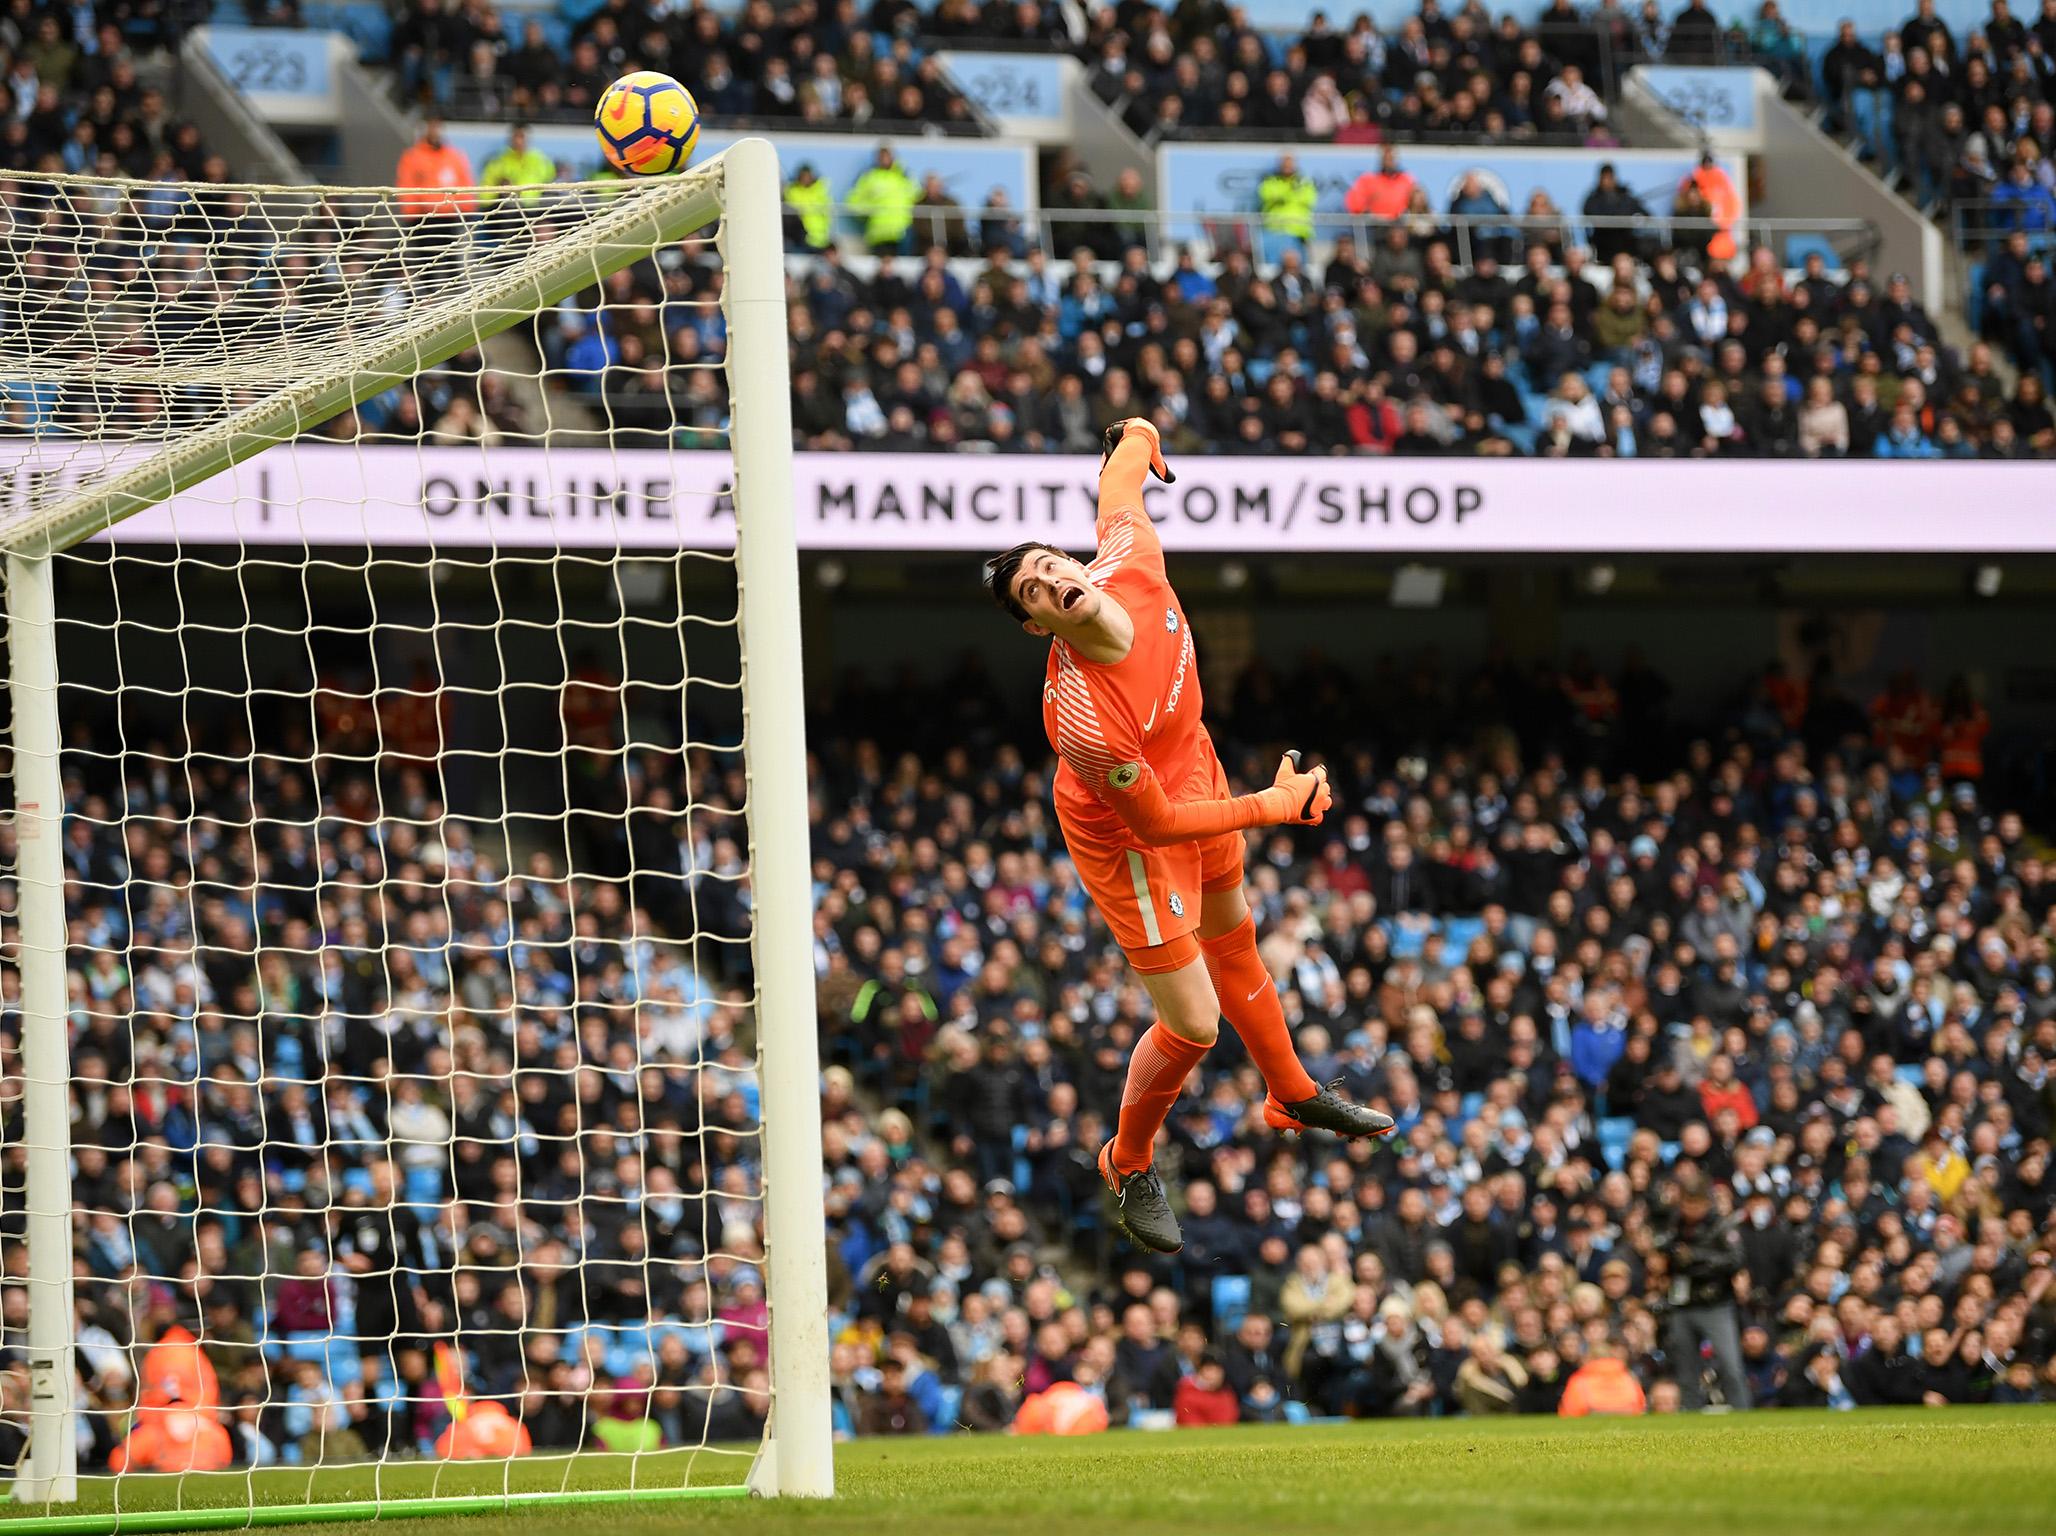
[930,1384,962,1432]
[283,1333,328,1365]
[1012,1124,1032,1192]
[1782,234,1838,271]
[1440,916,1485,954]
[1458,1092,1487,1126]
[1598,1116,1637,1170]
[1967,262,1987,331]
[403,1164,445,1203]
[1896,1064,1927,1086]
[298,1,394,60]
[1211,1275,1252,1333]
[1387,920,1427,959]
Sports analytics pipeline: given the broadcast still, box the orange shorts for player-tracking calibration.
[1057,751,1246,973]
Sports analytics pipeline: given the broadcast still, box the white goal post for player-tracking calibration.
[0,137,831,1522]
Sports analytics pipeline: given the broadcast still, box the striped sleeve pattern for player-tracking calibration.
[1087,511,1137,585]
[1051,647,1125,787]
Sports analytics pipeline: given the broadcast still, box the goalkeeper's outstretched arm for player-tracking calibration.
[1102,753,1332,846]
[1097,418,1174,533]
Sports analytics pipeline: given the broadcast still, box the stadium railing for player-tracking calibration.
[792,204,1885,274]
[452,94,1004,134]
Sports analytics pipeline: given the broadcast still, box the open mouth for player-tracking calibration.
[1059,586,1084,612]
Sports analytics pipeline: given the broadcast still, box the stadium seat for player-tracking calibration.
[1782,234,1840,272]
[282,1334,328,1365]
[1440,917,1486,954]
[1211,1275,1253,1333]
[1599,1116,1637,1170]
[1012,1124,1033,1192]
[403,1165,445,1204]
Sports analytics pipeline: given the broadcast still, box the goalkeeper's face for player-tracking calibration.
[1000,547,1103,639]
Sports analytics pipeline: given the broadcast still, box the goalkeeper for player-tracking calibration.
[984,419,1393,1254]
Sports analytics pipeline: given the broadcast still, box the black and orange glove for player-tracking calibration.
[1101,417,1175,483]
[1266,751,1331,826]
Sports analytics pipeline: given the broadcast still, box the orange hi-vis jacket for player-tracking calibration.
[1558,1357,1647,1416]
[1938,707,1989,780]
[396,141,477,220]
[139,1324,219,1410]
[110,1407,232,1472]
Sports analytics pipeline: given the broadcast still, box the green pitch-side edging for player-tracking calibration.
[0,1485,747,1536]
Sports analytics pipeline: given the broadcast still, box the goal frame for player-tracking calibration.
[2,136,833,1519]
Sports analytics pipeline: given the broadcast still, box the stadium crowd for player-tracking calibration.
[356,0,1708,139]
[2,628,2051,1467]
[804,650,2055,1430]
[501,135,2052,462]
[375,0,989,126]
[0,0,218,179]
[1819,0,2056,221]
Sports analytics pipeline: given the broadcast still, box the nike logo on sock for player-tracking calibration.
[1246,981,1269,1000]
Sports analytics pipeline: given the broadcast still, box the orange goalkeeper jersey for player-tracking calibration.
[1042,490,1208,845]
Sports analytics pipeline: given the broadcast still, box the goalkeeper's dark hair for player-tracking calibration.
[983,541,1063,625]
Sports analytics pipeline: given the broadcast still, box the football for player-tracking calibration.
[594,70,700,176]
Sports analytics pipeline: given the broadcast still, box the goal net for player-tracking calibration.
[0,140,831,1529]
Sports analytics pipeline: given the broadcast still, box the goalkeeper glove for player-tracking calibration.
[1269,751,1331,826]
[1101,417,1175,484]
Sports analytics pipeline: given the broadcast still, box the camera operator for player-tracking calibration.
[1657,1170,1754,1410]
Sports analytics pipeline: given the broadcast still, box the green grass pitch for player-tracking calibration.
[6,1411,2054,1536]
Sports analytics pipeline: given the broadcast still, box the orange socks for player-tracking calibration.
[1110,1022,1210,1174]
[1200,914,1319,1104]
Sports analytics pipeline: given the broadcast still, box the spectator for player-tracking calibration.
[1544,65,1608,135]
[1456,1335,1530,1416]
[1345,146,1416,221]
[394,115,475,221]
[1875,402,1941,457]
[1173,1354,1240,1426]
[783,162,834,251]
[1992,160,2056,234]
[847,146,919,254]
[1303,73,1349,138]
[1668,0,1726,62]
[479,123,554,207]
[1660,1172,1752,1411]
[1258,154,1317,262]
[1822,19,1888,148]
[1847,1315,1926,1405]
[1558,1340,1648,1416]
[1582,163,1649,264]
[857,1360,929,1435]
[1798,375,1851,457]
[1106,168,1153,249]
